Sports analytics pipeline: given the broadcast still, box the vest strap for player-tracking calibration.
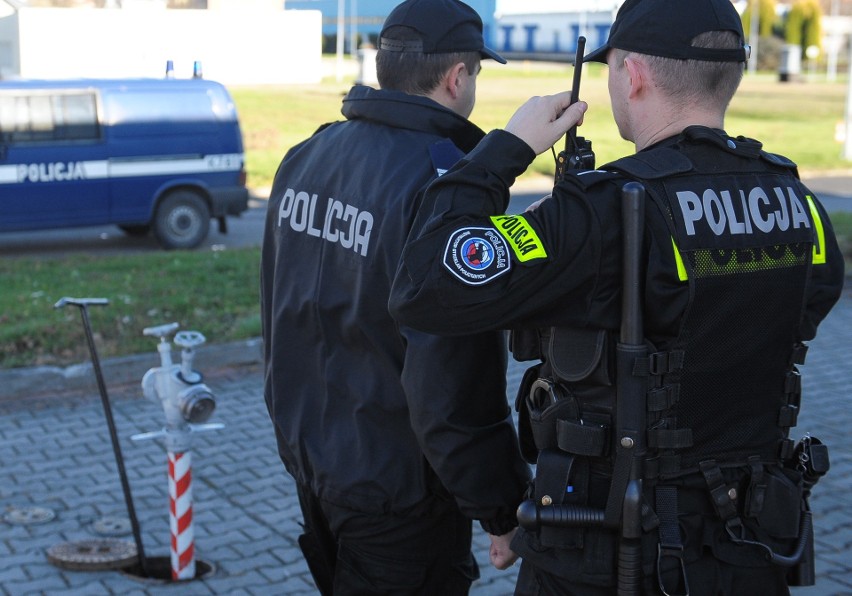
[655,485,689,596]
[784,369,802,395]
[699,460,738,521]
[556,418,608,457]
[778,405,799,428]
[648,427,693,450]
[646,454,684,481]
[647,384,680,412]
[634,350,685,376]
[779,369,802,428]
[789,343,808,366]
[744,456,767,519]
[534,449,577,506]
[778,438,796,461]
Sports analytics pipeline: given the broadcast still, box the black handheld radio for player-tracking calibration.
[554,36,595,182]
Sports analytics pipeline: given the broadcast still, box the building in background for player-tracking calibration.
[286,0,498,54]
[494,1,619,61]
[289,0,615,61]
[0,0,321,84]
[2,0,851,84]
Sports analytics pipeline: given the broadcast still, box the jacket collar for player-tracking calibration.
[341,85,485,153]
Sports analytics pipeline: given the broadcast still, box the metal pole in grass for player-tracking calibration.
[844,35,852,160]
[54,297,150,578]
[747,0,759,76]
[336,0,345,82]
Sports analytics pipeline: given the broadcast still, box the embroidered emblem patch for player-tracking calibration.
[443,227,511,285]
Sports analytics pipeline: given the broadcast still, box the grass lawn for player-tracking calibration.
[233,61,852,189]
[2,60,850,369]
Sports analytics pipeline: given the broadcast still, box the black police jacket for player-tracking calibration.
[389,126,845,581]
[390,127,843,344]
[260,86,531,532]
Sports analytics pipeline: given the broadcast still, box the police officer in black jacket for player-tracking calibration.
[260,0,531,594]
[389,0,845,594]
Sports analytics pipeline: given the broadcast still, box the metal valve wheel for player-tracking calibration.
[143,322,180,339]
[175,330,206,348]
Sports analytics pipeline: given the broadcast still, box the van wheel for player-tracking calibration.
[153,191,210,250]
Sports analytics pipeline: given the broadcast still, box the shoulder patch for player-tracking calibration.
[607,149,693,179]
[443,227,511,285]
[563,169,621,191]
[760,151,798,171]
[490,214,548,262]
[429,139,465,177]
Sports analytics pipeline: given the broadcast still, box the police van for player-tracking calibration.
[0,77,249,249]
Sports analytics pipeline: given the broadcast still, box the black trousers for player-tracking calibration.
[513,551,791,596]
[296,483,479,595]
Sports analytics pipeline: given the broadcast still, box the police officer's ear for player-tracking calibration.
[623,55,649,100]
[444,61,469,100]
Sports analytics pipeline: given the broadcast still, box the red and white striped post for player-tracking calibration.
[168,450,195,580]
[137,325,219,582]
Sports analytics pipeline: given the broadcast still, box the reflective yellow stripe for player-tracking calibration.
[805,195,826,265]
[671,237,688,281]
[490,215,548,262]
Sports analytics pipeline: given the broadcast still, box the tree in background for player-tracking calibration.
[741,0,783,70]
[742,0,778,37]
[785,0,823,54]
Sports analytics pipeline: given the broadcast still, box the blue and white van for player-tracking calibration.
[0,77,249,249]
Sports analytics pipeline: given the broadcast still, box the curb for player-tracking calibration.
[0,338,263,403]
[2,175,849,404]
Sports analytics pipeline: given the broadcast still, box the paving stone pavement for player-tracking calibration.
[1,286,850,595]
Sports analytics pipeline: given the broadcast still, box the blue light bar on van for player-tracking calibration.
[165,60,175,79]
[193,61,203,79]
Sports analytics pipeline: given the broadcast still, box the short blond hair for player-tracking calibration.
[614,31,744,110]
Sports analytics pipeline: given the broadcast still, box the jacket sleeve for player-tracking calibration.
[399,324,531,534]
[390,129,609,335]
[800,193,845,341]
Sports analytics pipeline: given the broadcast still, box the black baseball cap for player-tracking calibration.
[584,0,749,64]
[379,0,506,64]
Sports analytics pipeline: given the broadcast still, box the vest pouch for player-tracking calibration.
[527,382,580,454]
[548,327,613,386]
[510,327,543,362]
[745,465,803,540]
[533,449,590,549]
[515,364,543,463]
[703,465,806,567]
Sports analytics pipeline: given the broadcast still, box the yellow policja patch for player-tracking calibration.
[490,215,548,262]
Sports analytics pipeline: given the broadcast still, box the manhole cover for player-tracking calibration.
[4,506,56,525]
[47,539,138,571]
[92,516,131,536]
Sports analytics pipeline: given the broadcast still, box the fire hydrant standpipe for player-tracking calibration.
[136,323,219,581]
[169,450,194,579]
[54,297,150,578]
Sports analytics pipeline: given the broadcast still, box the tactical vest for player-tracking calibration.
[513,128,823,586]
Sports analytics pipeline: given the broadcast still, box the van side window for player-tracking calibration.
[0,92,99,144]
[106,90,216,123]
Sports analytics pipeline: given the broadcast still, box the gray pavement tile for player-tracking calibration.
[0,290,849,594]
